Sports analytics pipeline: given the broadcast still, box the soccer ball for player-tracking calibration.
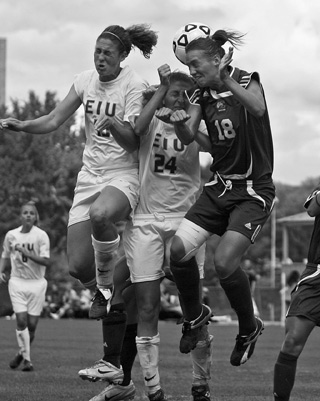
[172,22,212,65]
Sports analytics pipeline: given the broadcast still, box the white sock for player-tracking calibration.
[92,235,120,290]
[136,334,161,392]
[16,328,31,361]
[190,326,213,385]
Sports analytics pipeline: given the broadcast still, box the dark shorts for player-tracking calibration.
[287,264,320,326]
[185,179,275,243]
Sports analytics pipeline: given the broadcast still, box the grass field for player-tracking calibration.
[0,318,319,400]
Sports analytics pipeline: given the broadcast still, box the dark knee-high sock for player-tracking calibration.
[219,267,256,334]
[120,323,138,386]
[170,256,201,321]
[273,351,298,401]
[102,303,127,368]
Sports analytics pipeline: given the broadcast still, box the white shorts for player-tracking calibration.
[8,276,47,316]
[68,167,140,227]
[123,213,205,283]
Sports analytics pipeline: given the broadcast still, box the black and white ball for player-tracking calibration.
[172,22,212,65]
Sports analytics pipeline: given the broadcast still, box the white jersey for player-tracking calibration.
[2,225,50,280]
[74,66,148,173]
[136,118,206,215]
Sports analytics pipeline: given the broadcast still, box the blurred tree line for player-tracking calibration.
[0,92,319,286]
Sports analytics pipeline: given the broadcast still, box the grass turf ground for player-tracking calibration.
[0,318,319,400]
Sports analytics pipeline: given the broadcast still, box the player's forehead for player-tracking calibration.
[169,80,193,93]
[95,37,119,53]
[21,205,36,214]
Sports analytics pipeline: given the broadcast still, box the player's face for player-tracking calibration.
[163,81,192,111]
[186,49,220,88]
[94,38,126,82]
[20,205,37,227]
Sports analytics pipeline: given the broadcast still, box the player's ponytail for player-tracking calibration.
[99,24,158,59]
[211,29,245,49]
[126,24,158,59]
[186,28,245,59]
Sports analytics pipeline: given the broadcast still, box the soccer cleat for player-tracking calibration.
[78,359,123,383]
[89,381,135,401]
[230,316,264,366]
[148,388,167,401]
[192,384,211,401]
[180,305,212,354]
[22,360,34,372]
[89,288,113,320]
[9,353,23,369]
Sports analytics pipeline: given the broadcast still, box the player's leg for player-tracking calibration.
[10,311,30,369]
[8,278,32,370]
[190,324,213,401]
[89,183,135,318]
[82,257,136,401]
[78,256,129,383]
[215,230,263,366]
[273,316,315,401]
[135,279,166,400]
[170,219,212,354]
[67,220,96,288]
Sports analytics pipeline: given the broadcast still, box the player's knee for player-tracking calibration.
[89,204,112,233]
[282,334,304,357]
[170,235,188,264]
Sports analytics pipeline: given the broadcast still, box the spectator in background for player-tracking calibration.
[0,201,51,372]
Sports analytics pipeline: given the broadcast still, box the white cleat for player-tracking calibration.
[78,359,123,383]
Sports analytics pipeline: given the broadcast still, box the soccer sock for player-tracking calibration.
[16,328,30,361]
[170,256,202,321]
[120,323,138,386]
[273,351,298,401]
[136,333,161,394]
[219,267,256,335]
[102,303,127,368]
[190,325,213,386]
[92,235,120,293]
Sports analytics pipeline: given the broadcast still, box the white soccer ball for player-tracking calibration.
[172,22,212,65]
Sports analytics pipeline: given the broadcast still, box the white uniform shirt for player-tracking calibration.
[136,118,206,215]
[74,66,148,173]
[2,226,50,280]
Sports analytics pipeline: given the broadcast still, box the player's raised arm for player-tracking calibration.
[134,64,171,136]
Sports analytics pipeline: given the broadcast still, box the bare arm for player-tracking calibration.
[220,47,266,118]
[0,85,82,134]
[0,257,10,283]
[94,117,139,153]
[134,64,171,137]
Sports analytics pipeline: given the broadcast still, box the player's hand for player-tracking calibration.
[158,64,171,88]
[94,115,115,134]
[155,107,173,123]
[142,85,159,106]
[0,118,23,132]
[169,109,190,124]
[219,47,233,81]
[0,272,7,283]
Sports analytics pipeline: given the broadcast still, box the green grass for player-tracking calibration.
[0,318,319,400]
